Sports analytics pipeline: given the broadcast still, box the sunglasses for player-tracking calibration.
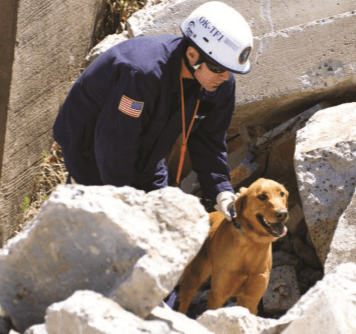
[204,59,227,74]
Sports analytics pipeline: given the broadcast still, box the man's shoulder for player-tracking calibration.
[105,34,183,77]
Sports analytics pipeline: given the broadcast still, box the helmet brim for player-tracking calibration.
[183,35,251,75]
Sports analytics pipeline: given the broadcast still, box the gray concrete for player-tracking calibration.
[294,103,356,265]
[0,0,105,244]
[0,185,209,332]
[325,188,356,274]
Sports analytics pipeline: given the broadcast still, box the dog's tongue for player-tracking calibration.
[271,222,286,236]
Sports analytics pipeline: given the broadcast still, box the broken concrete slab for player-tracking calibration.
[128,0,356,39]
[232,10,356,129]
[324,188,356,274]
[197,263,356,334]
[272,251,304,274]
[279,263,356,334]
[197,306,286,334]
[285,204,306,236]
[147,302,213,334]
[24,325,47,334]
[263,265,300,316]
[294,103,356,265]
[0,185,209,332]
[45,290,171,334]
[292,237,322,271]
[0,0,105,244]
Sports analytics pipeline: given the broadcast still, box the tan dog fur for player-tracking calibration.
[178,178,289,315]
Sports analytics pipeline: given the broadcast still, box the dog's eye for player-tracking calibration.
[258,194,267,201]
[281,192,285,197]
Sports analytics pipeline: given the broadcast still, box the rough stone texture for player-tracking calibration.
[0,0,105,244]
[197,306,286,334]
[285,204,306,236]
[85,33,130,66]
[0,185,209,332]
[197,263,356,334]
[147,302,213,334]
[324,188,356,274]
[297,267,323,295]
[279,263,356,334]
[272,251,304,273]
[125,0,356,128]
[294,103,356,265]
[292,237,322,270]
[128,0,356,38]
[24,325,47,334]
[45,290,171,334]
[263,265,301,316]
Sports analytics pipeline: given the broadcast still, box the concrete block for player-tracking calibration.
[294,103,356,265]
[325,188,356,274]
[0,0,105,243]
[263,265,301,316]
[45,290,170,334]
[0,185,209,332]
[129,0,356,38]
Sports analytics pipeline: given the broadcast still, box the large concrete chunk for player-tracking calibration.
[0,185,209,332]
[280,263,356,334]
[263,266,300,316]
[128,0,356,38]
[126,0,356,129]
[45,290,171,334]
[294,103,356,265]
[324,188,356,274]
[233,10,356,128]
[147,302,213,334]
[0,0,105,243]
[197,306,285,334]
[197,263,356,334]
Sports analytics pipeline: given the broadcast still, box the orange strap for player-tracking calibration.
[176,75,203,184]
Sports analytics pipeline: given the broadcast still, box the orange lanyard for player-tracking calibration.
[176,75,203,184]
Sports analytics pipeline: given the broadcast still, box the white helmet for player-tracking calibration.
[181,1,253,74]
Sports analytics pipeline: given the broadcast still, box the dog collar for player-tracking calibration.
[230,208,244,235]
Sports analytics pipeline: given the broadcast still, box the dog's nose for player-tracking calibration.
[276,208,288,220]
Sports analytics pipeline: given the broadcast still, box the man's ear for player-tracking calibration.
[186,46,200,66]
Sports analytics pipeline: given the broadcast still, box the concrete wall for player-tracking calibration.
[128,0,356,131]
[0,0,105,244]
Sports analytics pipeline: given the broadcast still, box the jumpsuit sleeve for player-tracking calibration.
[187,83,236,204]
[94,66,154,186]
[53,48,155,186]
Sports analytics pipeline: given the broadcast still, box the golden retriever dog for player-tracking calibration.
[178,178,289,315]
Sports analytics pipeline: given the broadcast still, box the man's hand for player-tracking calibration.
[214,191,239,221]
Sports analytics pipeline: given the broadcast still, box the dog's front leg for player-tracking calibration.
[208,272,247,310]
[235,272,270,314]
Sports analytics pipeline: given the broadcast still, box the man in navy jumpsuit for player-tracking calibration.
[53,1,254,215]
[53,34,235,202]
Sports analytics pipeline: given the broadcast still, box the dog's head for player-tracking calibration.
[235,178,289,240]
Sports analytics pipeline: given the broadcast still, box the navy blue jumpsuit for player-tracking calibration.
[53,35,235,204]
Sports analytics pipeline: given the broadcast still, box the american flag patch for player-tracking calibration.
[118,95,144,118]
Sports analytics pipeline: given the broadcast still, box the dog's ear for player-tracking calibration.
[234,193,247,219]
[239,187,247,195]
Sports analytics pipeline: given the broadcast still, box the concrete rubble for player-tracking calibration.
[0,186,209,333]
[294,103,356,265]
[197,262,356,334]
[262,265,300,316]
[1,99,356,333]
[324,187,356,274]
[1,0,356,333]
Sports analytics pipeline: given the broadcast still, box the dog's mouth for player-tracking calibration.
[256,214,287,238]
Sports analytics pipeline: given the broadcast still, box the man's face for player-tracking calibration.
[186,47,230,91]
[194,63,230,91]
